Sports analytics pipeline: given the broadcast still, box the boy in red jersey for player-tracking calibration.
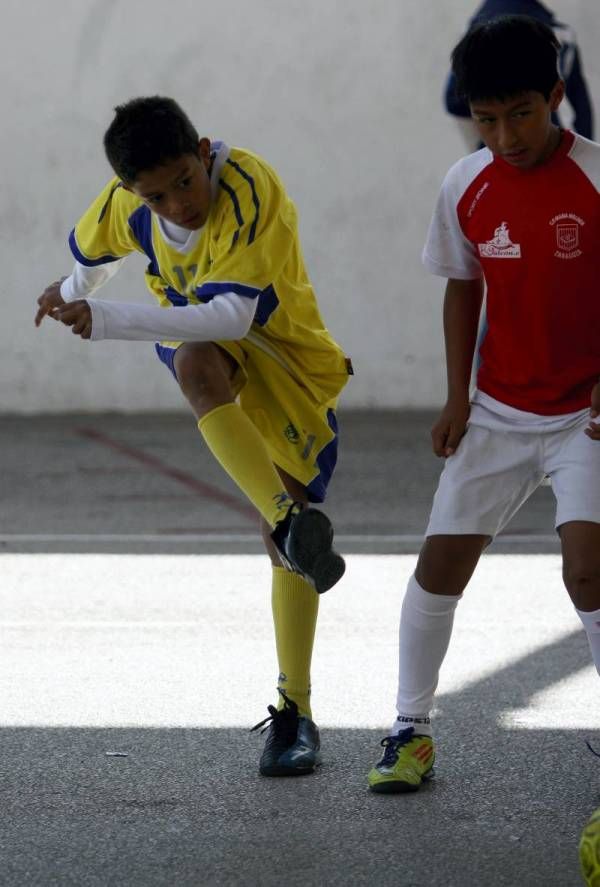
[368,15,600,793]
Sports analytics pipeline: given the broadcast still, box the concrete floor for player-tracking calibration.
[1,410,559,553]
[0,411,596,887]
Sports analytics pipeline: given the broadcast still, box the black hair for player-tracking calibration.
[103,96,200,183]
[451,15,560,104]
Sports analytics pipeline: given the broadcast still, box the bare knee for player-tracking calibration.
[562,561,600,611]
[175,343,235,417]
[560,522,600,611]
[415,534,489,596]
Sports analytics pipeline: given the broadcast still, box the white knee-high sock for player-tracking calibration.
[576,607,600,676]
[393,574,462,736]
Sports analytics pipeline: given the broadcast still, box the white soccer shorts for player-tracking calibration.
[425,406,600,537]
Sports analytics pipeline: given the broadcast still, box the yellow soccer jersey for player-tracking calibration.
[69,142,349,405]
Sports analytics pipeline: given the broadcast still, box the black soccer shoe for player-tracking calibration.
[251,692,322,777]
[270,504,345,594]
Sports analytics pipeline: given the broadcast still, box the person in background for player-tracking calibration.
[444,0,594,152]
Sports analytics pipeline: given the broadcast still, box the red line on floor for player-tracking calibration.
[76,427,257,524]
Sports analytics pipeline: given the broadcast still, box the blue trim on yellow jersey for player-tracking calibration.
[164,287,189,307]
[155,343,179,379]
[254,285,279,327]
[97,182,123,223]
[218,179,244,226]
[68,229,123,266]
[306,409,338,503]
[128,205,159,274]
[218,178,244,249]
[194,281,278,324]
[226,159,260,244]
[196,281,261,301]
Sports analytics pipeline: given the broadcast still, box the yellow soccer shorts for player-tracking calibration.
[155,338,347,502]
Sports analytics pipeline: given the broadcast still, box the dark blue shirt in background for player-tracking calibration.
[444,0,594,139]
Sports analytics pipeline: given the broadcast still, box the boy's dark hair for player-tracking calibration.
[103,96,199,183]
[451,15,560,104]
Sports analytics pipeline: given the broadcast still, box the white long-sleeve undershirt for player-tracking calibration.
[87,294,257,342]
[60,259,125,301]
[59,260,257,342]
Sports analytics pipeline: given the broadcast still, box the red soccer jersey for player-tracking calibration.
[423,131,600,414]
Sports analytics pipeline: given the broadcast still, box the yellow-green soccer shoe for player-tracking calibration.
[579,807,600,887]
[368,727,435,793]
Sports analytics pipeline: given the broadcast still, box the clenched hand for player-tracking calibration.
[50,300,93,339]
[35,278,66,327]
[585,380,600,441]
[431,397,471,457]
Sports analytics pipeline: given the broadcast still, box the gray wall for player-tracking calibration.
[4,0,598,411]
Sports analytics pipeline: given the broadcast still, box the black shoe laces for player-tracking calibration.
[251,690,299,742]
[270,504,304,575]
[379,727,416,766]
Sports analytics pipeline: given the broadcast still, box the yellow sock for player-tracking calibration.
[272,566,319,719]
[198,403,292,527]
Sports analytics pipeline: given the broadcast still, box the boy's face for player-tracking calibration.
[470,81,565,169]
[127,138,213,229]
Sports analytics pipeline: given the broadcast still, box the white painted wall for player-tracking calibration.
[3,0,598,412]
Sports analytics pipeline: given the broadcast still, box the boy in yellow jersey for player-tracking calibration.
[35,96,351,777]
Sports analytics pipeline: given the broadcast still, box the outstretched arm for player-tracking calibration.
[50,290,258,343]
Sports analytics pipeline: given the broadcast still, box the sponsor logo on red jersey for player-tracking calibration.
[478,222,521,258]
